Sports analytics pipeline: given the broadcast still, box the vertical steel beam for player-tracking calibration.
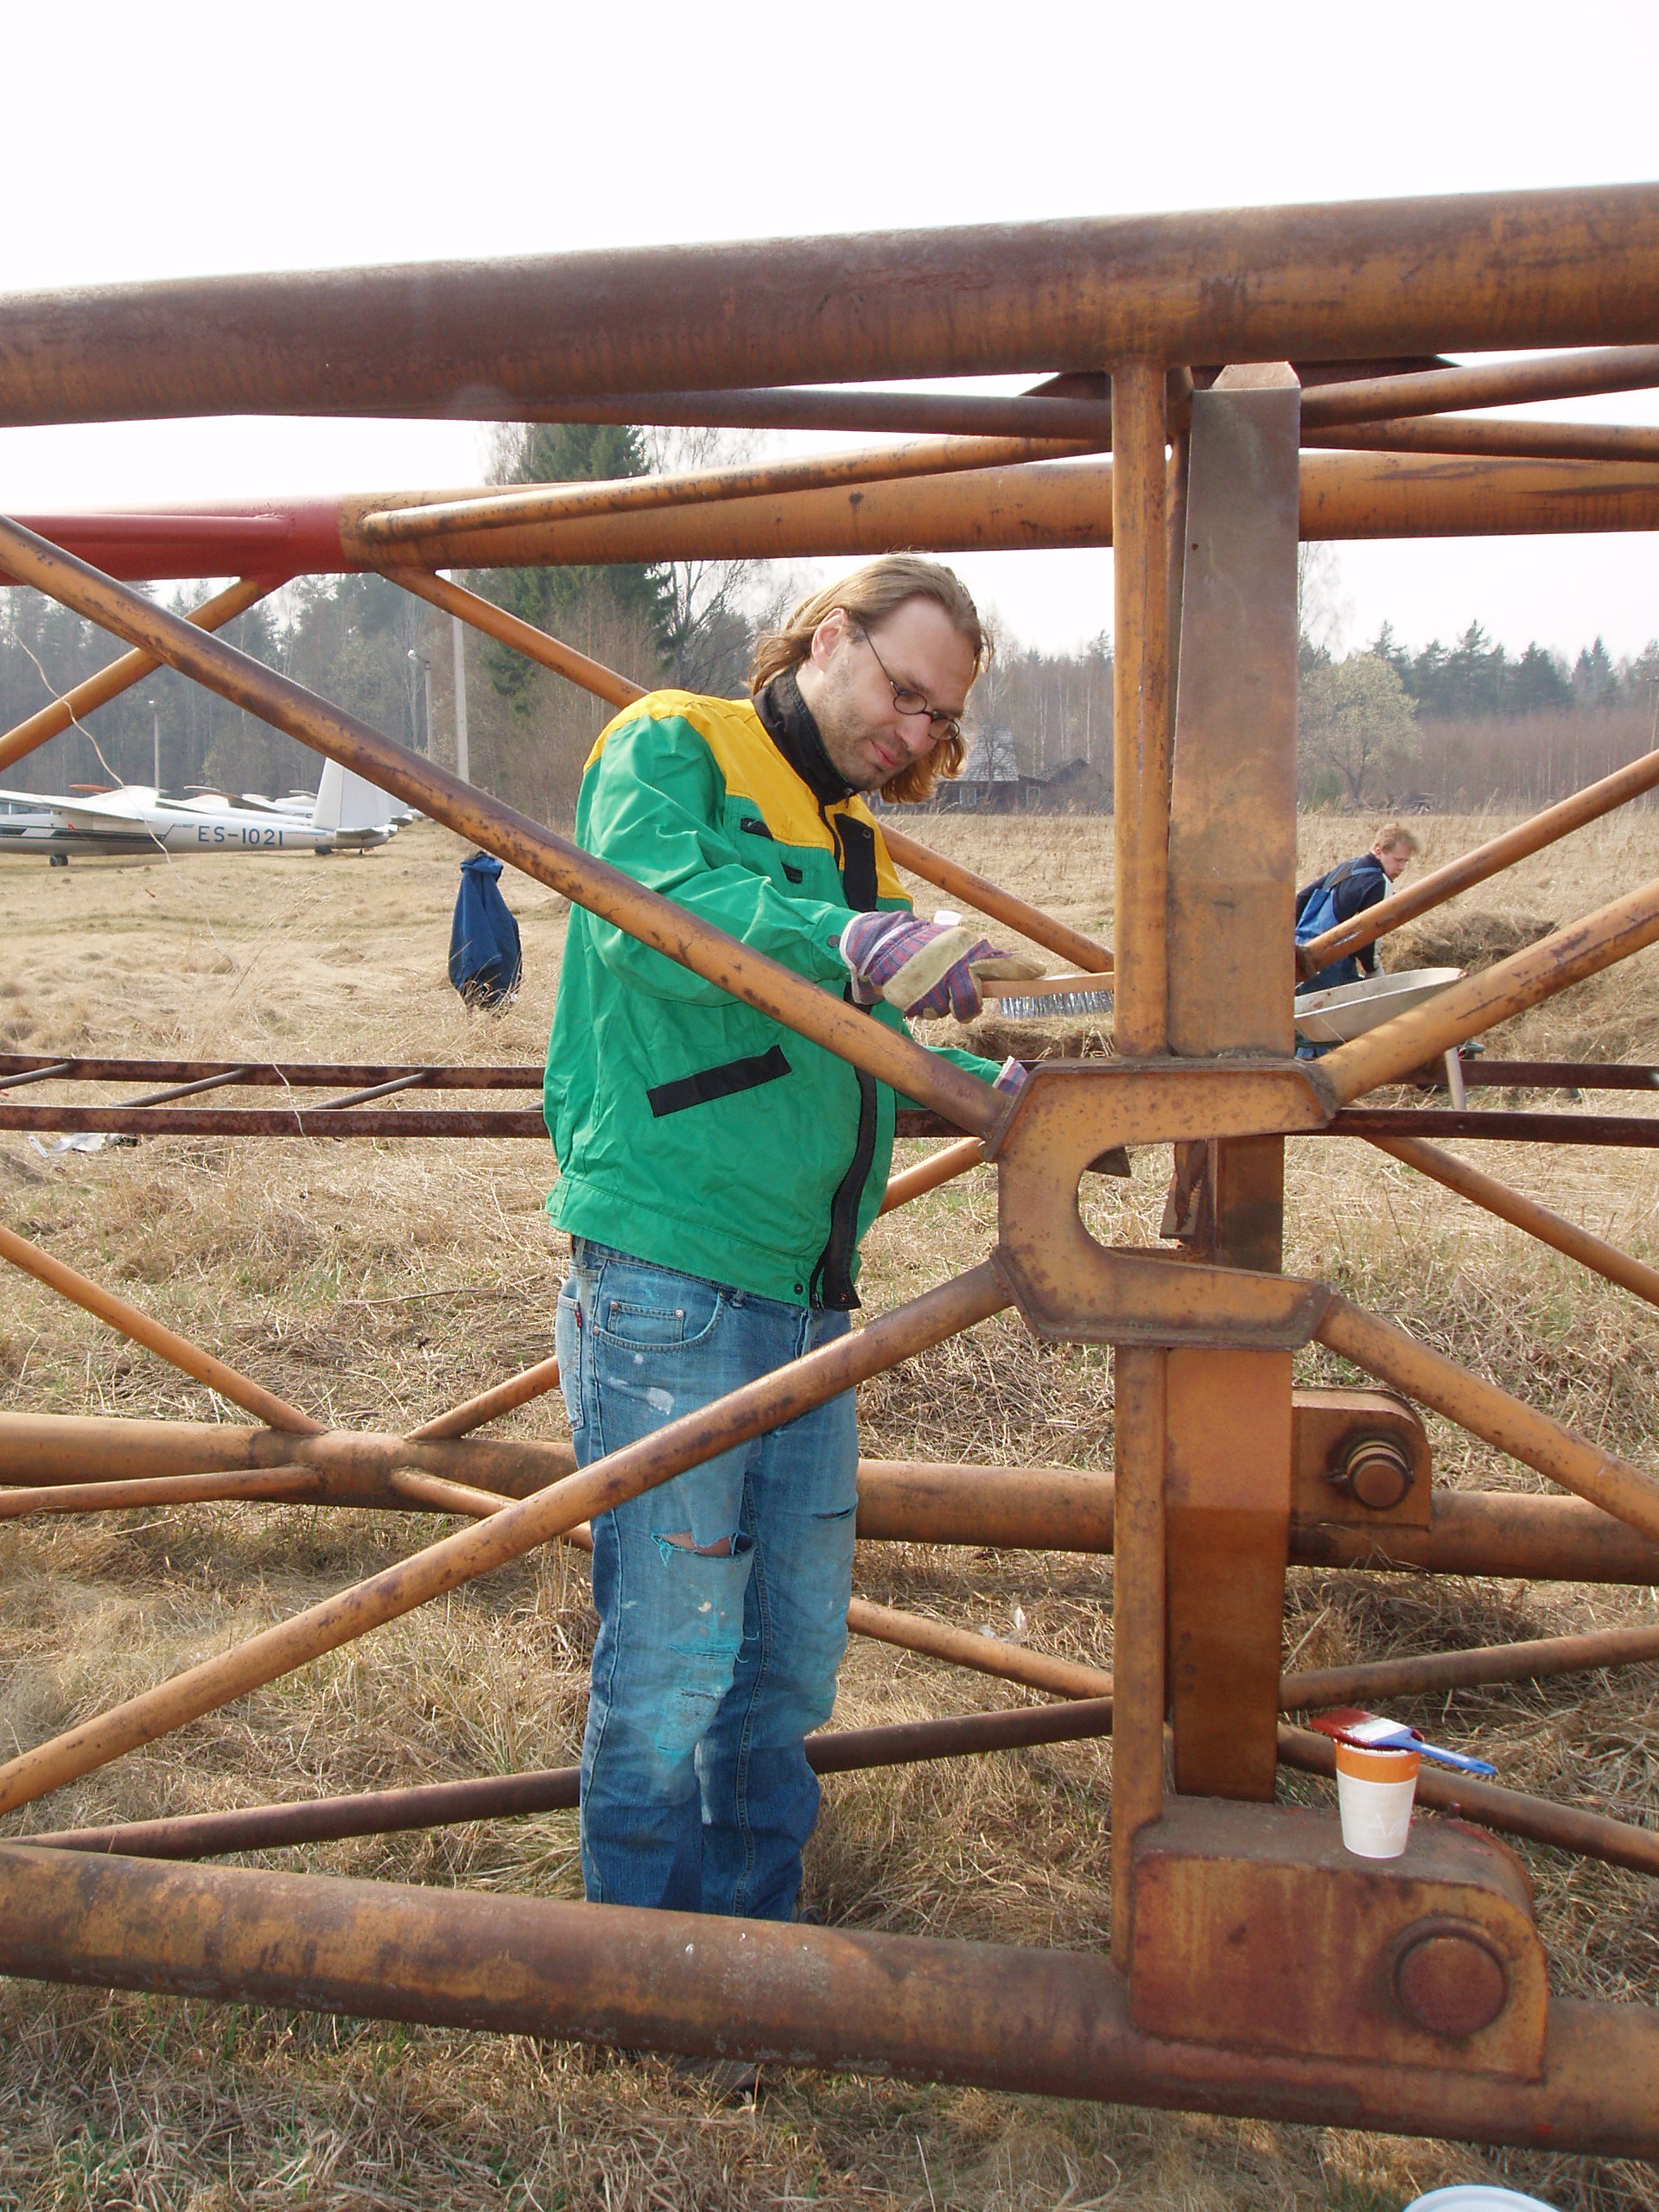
[1109,360,1172,1962]
[1161,365,1301,1800]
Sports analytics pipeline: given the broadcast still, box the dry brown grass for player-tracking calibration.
[0,814,1656,2210]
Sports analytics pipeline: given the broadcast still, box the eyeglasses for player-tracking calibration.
[856,627,963,745]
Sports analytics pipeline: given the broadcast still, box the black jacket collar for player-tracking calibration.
[754,670,855,806]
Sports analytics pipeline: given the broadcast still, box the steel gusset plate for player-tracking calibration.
[987,1060,1332,1347]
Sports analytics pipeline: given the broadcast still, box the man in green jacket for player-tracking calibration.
[548,556,1015,1929]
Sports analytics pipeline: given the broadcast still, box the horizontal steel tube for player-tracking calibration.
[1310,416,1659,464]
[22,1700,1120,1860]
[0,517,996,1141]
[1324,1108,1659,1147]
[0,1844,1652,2153]
[343,454,1659,572]
[0,1055,542,1090]
[4,186,1658,427]
[1287,1620,1659,1712]
[505,384,1120,440]
[1300,342,1659,427]
[1294,1488,1659,1584]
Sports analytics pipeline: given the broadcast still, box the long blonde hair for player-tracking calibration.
[749,557,989,804]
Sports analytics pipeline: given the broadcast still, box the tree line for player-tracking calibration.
[1,429,1652,823]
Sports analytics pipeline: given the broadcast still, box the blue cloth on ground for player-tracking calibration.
[448,851,522,1009]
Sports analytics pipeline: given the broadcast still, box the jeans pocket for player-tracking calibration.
[593,1265,724,1352]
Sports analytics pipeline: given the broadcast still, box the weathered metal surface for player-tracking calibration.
[1311,416,1659,463]
[0,516,1000,1142]
[1166,366,1300,1057]
[0,1266,1010,1817]
[0,1055,543,1089]
[5,188,1657,428]
[2,1844,1655,2152]
[1111,361,1171,1057]
[846,1596,1111,1700]
[1166,1351,1292,1800]
[0,1105,552,1138]
[360,431,1106,558]
[1162,369,1301,1802]
[1289,1389,1432,1535]
[1286,1618,1659,1713]
[990,1061,1329,1342]
[1317,1295,1659,1544]
[1130,1798,1546,2076]
[1327,1108,1659,1147]
[1294,1487,1659,1585]
[1110,1344,1167,1972]
[25,1699,1122,1862]
[1300,342,1659,426]
[1459,1058,1659,1090]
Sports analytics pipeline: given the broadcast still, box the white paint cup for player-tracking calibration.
[1334,1739,1421,1858]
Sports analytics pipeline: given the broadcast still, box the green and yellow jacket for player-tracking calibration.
[543,678,1001,1306]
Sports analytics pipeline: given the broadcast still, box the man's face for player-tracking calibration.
[794,599,978,793]
[1376,841,1414,881]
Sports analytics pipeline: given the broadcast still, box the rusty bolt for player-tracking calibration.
[1394,1927,1510,2037]
[1333,1433,1414,1513]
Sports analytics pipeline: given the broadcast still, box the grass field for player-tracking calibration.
[0,810,1656,2211]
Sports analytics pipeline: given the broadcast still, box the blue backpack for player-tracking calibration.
[1295,855,1378,949]
[448,852,522,1010]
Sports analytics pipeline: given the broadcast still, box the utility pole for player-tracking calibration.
[451,613,470,785]
[151,704,161,791]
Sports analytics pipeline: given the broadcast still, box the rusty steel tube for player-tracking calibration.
[1367,1133,1659,1309]
[510,385,1120,440]
[880,823,1114,974]
[1317,1295,1659,1544]
[7,186,1659,427]
[878,1136,985,1216]
[851,1457,1117,1550]
[354,454,1659,573]
[0,1466,322,1518]
[382,567,643,710]
[1300,343,1659,428]
[1,1846,1653,2153]
[1288,1488,1659,1585]
[360,431,1104,555]
[0,1264,1010,1816]
[1278,1725,1659,1879]
[408,1355,564,1442]
[1309,416,1659,465]
[1317,877,1659,1104]
[0,575,283,776]
[846,1596,1112,1700]
[1110,361,1169,1053]
[1110,1345,1167,1970]
[1284,1619,1659,1713]
[23,1700,1120,1862]
[0,1221,321,1434]
[1300,747,1659,976]
[0,516,997,1141]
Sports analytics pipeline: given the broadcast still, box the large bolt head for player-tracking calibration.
[1394,1927,1510,2037]
[1338,1434,1414,1512]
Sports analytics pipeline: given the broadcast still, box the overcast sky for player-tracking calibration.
[3,1,1657,666]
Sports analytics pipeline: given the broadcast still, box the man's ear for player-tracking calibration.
[809,607,849,669]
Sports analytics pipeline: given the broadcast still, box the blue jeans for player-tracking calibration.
[555,1239,857,1920]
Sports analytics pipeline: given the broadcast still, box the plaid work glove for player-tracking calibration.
[839,912,1042,1022]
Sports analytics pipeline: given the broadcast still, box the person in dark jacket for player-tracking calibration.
[1294,823,1421,995]
[547,557,1023,1936]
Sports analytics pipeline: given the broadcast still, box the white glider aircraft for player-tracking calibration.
[0,760,401,861]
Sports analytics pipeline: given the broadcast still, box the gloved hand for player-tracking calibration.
[839,912,1042,1022]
